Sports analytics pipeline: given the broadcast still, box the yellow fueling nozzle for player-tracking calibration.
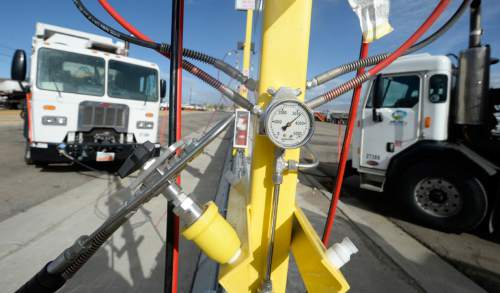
[182,201,241,264]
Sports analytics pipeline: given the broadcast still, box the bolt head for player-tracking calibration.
[267,87,277,96]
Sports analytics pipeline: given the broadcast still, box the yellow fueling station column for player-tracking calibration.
[220,1,350,292]
[248,1,313,292]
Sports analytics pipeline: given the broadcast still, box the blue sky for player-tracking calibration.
[0,0,499,109]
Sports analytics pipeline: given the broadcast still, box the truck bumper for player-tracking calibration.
[30,142,160,164]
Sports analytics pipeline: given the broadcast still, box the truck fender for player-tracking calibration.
[385,140,499,189]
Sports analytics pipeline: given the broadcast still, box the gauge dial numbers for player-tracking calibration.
[264,100,314,149]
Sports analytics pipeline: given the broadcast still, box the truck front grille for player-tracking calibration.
[78,101,129,133]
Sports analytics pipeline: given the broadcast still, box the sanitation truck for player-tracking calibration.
[351,6,499,233]
[11,23,166,166]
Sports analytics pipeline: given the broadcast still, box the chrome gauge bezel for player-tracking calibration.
[263,98,315,149]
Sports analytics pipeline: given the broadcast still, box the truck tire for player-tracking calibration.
[396,162,488,232]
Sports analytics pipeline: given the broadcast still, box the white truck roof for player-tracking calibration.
[381,53,452,75]
[35,22,127,55]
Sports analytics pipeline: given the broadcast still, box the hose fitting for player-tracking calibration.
[214,59,258,91]
[161,181,241,264]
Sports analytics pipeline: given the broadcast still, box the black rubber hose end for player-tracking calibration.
[16,262,66,293]
[243,78,258,91]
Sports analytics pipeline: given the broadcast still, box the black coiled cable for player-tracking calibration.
[73,0,238,81]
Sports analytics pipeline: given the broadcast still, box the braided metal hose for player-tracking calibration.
[159,43,255,90]
[158,44,217,65]
[61,230,112,279]
[307,0,470,89]
[76,0,256,93]
[156,47,256,113]
[307,54,387,88]
[306,73,370,109]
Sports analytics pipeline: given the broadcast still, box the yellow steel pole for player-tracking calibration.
[239,9,253,98]
[248,1,313,292]
[220,2,348,292]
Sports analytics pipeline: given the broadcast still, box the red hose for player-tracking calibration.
[321,0,451,245]
[311,0,450,109]
[97,0,151,41]
[172,1,184,293]
[368,0,450,76]
[96,0,234,126]
[322,41,369,245]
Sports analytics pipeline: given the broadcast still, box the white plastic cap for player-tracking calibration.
[227,248,242,265]
[325,237,359,269]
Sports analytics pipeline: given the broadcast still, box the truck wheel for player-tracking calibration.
[397,162,488,232]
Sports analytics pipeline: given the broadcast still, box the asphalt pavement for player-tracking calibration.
[0,110,229,222]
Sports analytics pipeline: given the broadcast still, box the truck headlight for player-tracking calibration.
[42,116,67,126]
[136,121,154,129]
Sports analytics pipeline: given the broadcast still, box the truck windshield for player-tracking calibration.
[37,48,105,96]
[367,75,420,108]
[108,60,158,102]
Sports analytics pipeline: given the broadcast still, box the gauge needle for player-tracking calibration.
[281,114,301,131]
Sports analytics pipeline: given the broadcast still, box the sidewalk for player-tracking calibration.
[0,128,232,293]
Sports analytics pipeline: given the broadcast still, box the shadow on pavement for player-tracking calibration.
[61,175,166,293]
[299,162,500,293]
[58,131,232,293]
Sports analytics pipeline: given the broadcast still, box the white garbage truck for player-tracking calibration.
[11,23,166,166]
[351,6,499,233]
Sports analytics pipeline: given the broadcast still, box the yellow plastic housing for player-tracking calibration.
[182,201,241,264]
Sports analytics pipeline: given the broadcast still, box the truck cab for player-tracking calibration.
[353,54,452,181]
[352,52,500,232]
[15,23,165,166]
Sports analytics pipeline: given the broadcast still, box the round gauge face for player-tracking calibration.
[265,100,314,149]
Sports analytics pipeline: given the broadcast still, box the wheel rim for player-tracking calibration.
[414,177,463,218]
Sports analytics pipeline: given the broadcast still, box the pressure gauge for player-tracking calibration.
[264,98,315,149]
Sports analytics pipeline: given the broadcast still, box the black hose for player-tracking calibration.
[16,263,66,293]
[407,0,471,54]
[307,0,471,88]
[73,0,159,50]
[72,0,256,89]
[72,0,256,112]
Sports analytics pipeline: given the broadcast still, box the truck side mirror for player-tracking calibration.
[11,49,27,81]
[160,79,167,98]
[372,75,383,122]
